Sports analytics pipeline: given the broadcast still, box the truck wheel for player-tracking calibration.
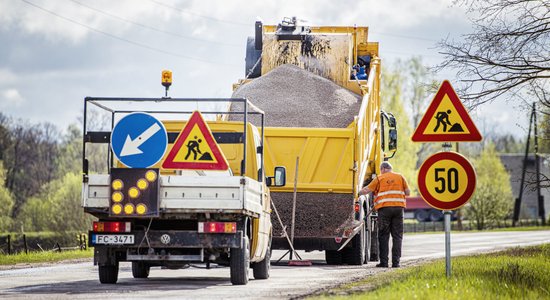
[325,250,343,265]
[364,228,371,264]
[344,228,365,265]
[230,236,250,285]
[415,209,429,222]
[429,209,444,222]
[252,247,271,280]
[98,263,119,284]
[369,218,379,262]
[132,262,150,279]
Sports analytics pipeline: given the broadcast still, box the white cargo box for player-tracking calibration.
[83,174,264,216]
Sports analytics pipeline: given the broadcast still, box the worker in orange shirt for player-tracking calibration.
[359,161,410,268]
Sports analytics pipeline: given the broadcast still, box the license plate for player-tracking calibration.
[92,234,134,245]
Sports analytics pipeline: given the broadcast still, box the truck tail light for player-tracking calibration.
[354,203,361,212]
[93,221,131,233]
[198,222,237,233]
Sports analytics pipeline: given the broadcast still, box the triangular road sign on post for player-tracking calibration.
[162,111,229,170]
[412,80,482,142]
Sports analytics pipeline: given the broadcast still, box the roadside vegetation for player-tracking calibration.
[0,248,93,266]
[317,244,550,300]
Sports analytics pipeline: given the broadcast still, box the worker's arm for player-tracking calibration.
[358,186,372,196]
[404,188,411,196]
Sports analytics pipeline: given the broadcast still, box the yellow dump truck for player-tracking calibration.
[233,17,398,265]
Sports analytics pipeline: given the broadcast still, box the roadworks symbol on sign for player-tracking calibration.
[412,80,482,142]
[162,111,229,170]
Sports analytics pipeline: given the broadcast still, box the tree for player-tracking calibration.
[17,172,94,232]
[381,64,420,192]
[465,143,514,229]
[0,163,14,232]
[437,0,550,199]
[3,121,61,220]
[437,0,550,109]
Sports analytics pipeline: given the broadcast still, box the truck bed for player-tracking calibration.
[83,174,263,217]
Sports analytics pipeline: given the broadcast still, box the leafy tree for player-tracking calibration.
[1,119,61,220]
[0,162,14,232]
[381,65,420,192]
[465,143,513,229]
[17,172,94,232]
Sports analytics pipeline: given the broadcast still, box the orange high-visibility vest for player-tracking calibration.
[366,171,408,210]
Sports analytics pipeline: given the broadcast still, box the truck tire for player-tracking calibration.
[364,228,371,264]
[429,209,444,222]
[369,217,379,262]
[230,236,250,285]
[252,247,271,280]
[325,250,343,265]
[132,262,150,279]
[415,209,429,222]
[98,263,119,284]
[344,228,365,265]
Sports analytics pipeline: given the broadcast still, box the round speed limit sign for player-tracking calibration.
[417,152,476,210]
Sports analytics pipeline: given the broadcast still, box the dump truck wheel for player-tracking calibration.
[344,229,365,265]
[98,263,119,284]
[230,236,250,285]
[132,262,150,279]
[364,228,371,264]
[325,250,343,265]
[369,218,379,262]
[252,247,271,280]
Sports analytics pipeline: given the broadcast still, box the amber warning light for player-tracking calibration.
[162,69,172,97]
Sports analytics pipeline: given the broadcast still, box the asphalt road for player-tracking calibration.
[0,230,548,299]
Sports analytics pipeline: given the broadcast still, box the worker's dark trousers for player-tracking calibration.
[377,207,404,265]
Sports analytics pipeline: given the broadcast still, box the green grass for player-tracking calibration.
[0,249,93,266]
[317,244,550,300]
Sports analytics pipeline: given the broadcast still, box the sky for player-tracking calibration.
[0,0,530,138]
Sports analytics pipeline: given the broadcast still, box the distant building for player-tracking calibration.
[499,154,550,220]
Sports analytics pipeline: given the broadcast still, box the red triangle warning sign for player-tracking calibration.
[412,80,482,142]
[162,111,229,170]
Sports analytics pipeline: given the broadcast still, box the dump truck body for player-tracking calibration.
[233,19,397,265]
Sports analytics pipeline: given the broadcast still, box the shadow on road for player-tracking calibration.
[4,276,231,296]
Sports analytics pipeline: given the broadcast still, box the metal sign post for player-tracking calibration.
[443,143,452,278]
[444,210,451,277]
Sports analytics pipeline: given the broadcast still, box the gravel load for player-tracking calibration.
[230,64,361,128]
[271,192,354,238]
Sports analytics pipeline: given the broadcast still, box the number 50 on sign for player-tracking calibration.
[417,152,476,210]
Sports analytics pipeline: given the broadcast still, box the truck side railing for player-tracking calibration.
[82,97,265,180]
[354,57,382,194]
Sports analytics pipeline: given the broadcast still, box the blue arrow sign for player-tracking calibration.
[111,112,168,168]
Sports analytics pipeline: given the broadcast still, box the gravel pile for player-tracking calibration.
[271,192,354,238]
[230,64,361,128]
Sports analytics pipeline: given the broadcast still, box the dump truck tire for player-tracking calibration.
[325,250,343,265]
[98,263,119,284]
[344,228,365,265]
[252,247,271,280]
[230,236,250,285]
[132,262,150,279]
[364,228,371,264]
[369,218,379,261]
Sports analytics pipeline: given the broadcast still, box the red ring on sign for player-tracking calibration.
[417,151,476,210]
